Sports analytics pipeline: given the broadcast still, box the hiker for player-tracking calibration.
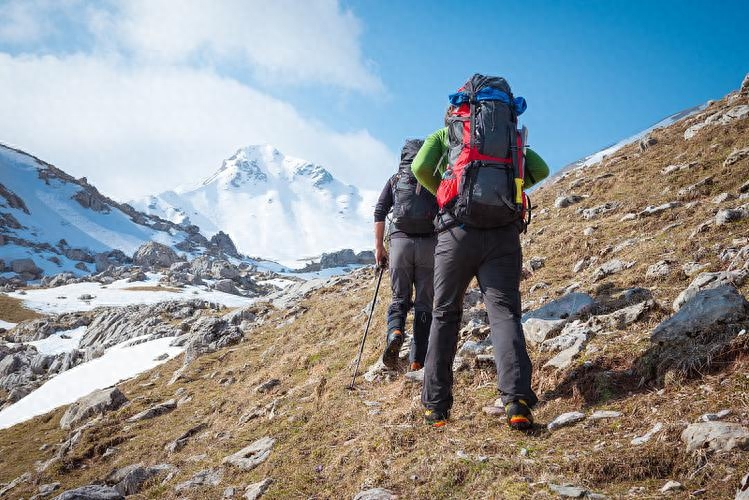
[373,138,439,372]
[411,74,549,430]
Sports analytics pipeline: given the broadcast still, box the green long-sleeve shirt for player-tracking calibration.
[411,127,549,195]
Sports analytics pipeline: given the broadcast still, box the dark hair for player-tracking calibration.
[444,105,456,126]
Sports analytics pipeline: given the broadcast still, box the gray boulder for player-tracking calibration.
[126,399,176,422]
[653,285,748,344]
[213,278,240,295]
[681,422,749,453]
[548,411,586,431]
[10,258,42,277]
[716,205,749,225]
[60,387,128,430]
[522,292,595,322]
[106,463,172,495]
[522,318,566,345]
[132,242,179,268]
[555,195,585,209]
[579,202,619,220]
[593,259,635,281]
[53,485,124,500]
[223,436,275,470]
[244,478,273,500]
[738,473,749,500]
[353,488,397,500]
[673,270,748,311]
[175,469,222,492]
[724,147,749,167]
[210,231,240,257]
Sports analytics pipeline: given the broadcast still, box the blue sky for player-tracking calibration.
[0,0,747,199]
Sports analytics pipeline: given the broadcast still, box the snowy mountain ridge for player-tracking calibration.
[134,145,376,266]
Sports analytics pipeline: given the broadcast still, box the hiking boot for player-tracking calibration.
[505,400,534,430]
[410,361,423,371]
[382,330,403,369]
[424,409,448,427]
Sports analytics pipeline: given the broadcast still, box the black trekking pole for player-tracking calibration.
[349,265,385,390]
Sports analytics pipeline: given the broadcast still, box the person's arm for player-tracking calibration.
[373,179,393,266]
[411,128,448,195]
[524,148,549,189]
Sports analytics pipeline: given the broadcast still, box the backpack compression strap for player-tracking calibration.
[512,130,525,205]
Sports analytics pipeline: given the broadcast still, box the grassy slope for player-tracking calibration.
[1,89,749,499]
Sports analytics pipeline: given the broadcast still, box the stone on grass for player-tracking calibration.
[60,387,128,430]
[522,292,595,322]
[353,488,396,500]
[175,469,223,492]
[522,318,566,345]
[255,379,281,393]
[589,410,623,421]
[404,369,424,384]
[555,195,585,208]
[593,259,635,281]
[223,436,275,471]
[106,463,172,495]
[673,271,748,311]
[53,485,124,500]
[126,399,177,422]
[548,483,588,498]
[38,482,61,496]
[737,473,749,500]
[632,422,663,445]
[700,409,732,422]
[547,412,585,431]
[681,422,749,453]
[653,285,749,344]
[244,478,273,500]
[660,481,683,493]
[646,260,671,278]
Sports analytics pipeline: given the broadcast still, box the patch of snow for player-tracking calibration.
[0,335,183,429]
[8,273,253,315]
[28,326,87,355]
[0,320,17,330]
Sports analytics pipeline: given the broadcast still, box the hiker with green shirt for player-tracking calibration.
[411,74,549,430]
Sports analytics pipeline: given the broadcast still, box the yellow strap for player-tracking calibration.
[514,178,524,204]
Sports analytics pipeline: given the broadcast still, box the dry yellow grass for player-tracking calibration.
[1,87,748,498]
[0,293,42,323]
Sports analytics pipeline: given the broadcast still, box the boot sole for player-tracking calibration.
[382,335,403,369]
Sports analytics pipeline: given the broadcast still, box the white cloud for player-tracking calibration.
[0,53,394,200]
[0,0,49,44]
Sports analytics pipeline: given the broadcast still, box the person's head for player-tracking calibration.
[444,105,456,126]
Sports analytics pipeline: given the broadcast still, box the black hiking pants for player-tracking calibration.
[422,223,538,412]
[387,234,436,365]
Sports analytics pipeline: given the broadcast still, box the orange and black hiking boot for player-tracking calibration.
[382,330,403,369]
[424,409,448,428]
[410,361,423,371]
[505,400,534,431]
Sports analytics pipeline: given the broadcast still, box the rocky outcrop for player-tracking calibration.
[209,231,240,257]
[132,242,180,268]
[681,422,749,453]
[223,436,275,470]
[60,387,128,430]
[105,463,173,496]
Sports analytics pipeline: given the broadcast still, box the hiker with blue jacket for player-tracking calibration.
[373,139,439,372]
[411,74,549,429]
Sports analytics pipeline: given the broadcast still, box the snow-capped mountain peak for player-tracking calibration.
[134,145,375,264]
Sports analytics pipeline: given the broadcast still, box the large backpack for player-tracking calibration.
[390,139,438,234]
[436,74,530,229]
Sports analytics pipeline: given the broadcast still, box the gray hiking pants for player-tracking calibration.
[387,235,436,364]
[421,223,538,412]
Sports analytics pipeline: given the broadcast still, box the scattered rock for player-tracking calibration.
[126,399,177,422]
[716,205,749,225]
[132,241,180,268]
[0,472,31,497]
[580,202,619,220]
[639,201,680,217]
[528,256,545,271]
[673,271,748,311]
[660,481,683,494]
[724,147,749,167]
[639,135,657,151]
[700,409,732,422]
[223,436,275,471]
[60,387,128,430]
[555,195,585,208]
[165,423,208,453]
[653,285,749,344]
[522,318,566,345]
[632,422,663,445]
[548,483,589,498]
[353,488,396,500]
[589,410,623,421]
[53,485,124,500]
[255,379,281,393]
[646,260,671,278]
[38,482,61,497]
[244,478,273,500]
[106,463,172,495]
[547,411,585,431]
[175,469,223,492]
[10,258,42,278]
[737,473,749,499]
[681,422,749,453]
[593,259,635,281]
[404,368,424,384]
[522,292,595,322]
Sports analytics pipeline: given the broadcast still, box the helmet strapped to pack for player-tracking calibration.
[436,74,531,229]
[391,139,438,234]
